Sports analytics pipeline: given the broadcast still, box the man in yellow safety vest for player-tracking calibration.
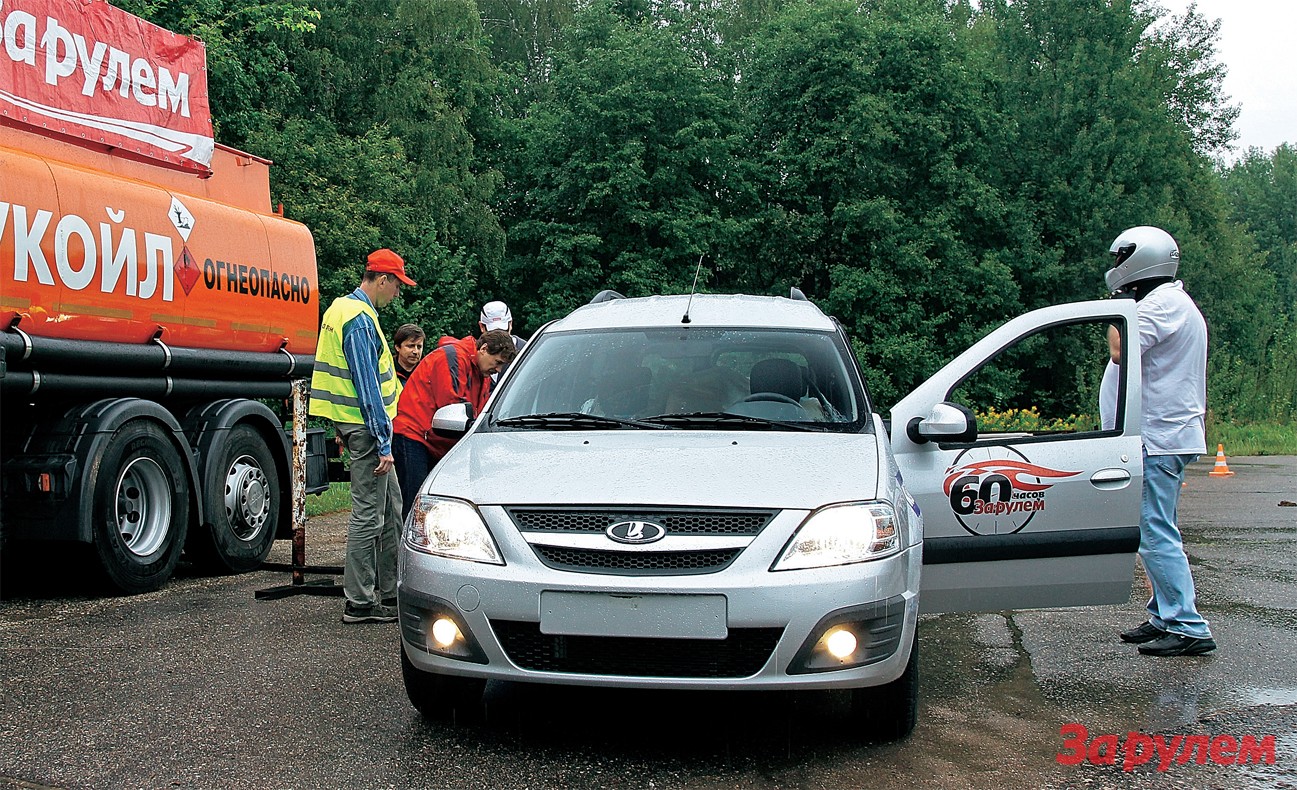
[309,248,415,623]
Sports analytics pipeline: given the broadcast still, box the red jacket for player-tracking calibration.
[394,335,492,458]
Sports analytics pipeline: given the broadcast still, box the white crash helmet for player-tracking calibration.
[1105,226,1180,293]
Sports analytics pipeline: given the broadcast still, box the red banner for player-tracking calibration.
[0,0,213,172]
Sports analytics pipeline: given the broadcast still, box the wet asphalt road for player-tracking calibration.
[1,456,1294,790]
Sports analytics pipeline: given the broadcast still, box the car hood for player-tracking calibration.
[426,429,882,510]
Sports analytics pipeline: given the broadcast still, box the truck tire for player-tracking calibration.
[188,425,280,573]
[401,647,486,722]
[850,635,919,741]
[91,421,189,594]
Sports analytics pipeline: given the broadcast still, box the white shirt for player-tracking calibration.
[1136,281,1208,455]
[1099,360,1119,431]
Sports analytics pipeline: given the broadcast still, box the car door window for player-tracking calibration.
[947,317,1127,443]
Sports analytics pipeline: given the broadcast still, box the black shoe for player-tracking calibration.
[341,603,398,624]
[1120,621,1167,644]
[1138,633,1217,657]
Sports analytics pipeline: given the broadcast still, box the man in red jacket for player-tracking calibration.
[392,330,517,519]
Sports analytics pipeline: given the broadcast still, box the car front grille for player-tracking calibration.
[491,620,784,678]
[506,507,775,536]
[530,545,741,575]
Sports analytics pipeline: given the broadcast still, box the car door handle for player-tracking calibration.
[1090,468,1131,489]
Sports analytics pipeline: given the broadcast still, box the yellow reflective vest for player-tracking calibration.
[309,294,399,425]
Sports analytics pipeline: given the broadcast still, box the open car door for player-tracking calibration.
[891,299,1142,614]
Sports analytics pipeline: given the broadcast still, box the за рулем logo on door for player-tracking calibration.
[943,447,1080,535]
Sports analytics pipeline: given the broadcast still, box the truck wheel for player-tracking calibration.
[401,646,485,722]
[189,425,280,573]
[91,421,189,594]
[850,635,919,741]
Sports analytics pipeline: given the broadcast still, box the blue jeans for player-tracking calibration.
[392,434,435,523]
[1141,451,1211,638]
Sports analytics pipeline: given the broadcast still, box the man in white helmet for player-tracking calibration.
[1106,226,1215,656]
[478,300,528,380]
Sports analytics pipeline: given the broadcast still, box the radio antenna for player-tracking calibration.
[681,254,704,324]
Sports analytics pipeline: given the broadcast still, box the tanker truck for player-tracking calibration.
[1,0,326,593]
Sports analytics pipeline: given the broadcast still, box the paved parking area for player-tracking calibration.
[1,456,1294,789]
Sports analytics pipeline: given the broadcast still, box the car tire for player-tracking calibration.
[401,646,486,722]
[850,635,919,741]
[188,425,280,573]
[90,421,190,594]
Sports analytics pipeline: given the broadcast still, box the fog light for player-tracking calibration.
[431,617,461,648]
[825,628,858,660]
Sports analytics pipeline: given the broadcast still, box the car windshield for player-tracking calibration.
[489,327,869,432]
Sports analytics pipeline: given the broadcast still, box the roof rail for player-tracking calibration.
[789,287,809,301]
[590,290,626,304]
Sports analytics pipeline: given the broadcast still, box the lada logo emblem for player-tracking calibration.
[606,520,667,544]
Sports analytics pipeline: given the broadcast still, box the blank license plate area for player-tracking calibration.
[539,592,728,639]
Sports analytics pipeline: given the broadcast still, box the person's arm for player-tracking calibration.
[341,312,395,462]
[1107,325,1122,364]
[429,346,468,408]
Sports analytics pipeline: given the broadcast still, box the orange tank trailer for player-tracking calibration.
[1,122,318,353]
[1,121,327,594]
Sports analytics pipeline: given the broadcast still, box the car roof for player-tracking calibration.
[548,294,837,332]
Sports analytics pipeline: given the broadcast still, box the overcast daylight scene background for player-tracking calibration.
[1157,0,1296,157]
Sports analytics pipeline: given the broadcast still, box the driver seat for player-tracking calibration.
[749,358,804,401]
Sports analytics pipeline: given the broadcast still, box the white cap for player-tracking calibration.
[480,301,512,331]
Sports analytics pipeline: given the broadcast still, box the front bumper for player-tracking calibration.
[398,505,920,691]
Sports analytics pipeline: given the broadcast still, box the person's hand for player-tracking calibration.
[376,453,395,475]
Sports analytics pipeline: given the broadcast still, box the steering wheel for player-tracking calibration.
[742,392,801,406]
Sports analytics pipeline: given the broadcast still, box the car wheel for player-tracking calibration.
[188,425,280,573]
[401,645,486,722]
[850,635,919,741]
[91,421,190,594]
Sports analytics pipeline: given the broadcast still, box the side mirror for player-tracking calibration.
[907,402,977,444]
[431,402,473,438]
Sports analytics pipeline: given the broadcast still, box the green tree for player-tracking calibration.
[1215,144,1297,419]
[967,0,1267,417]
[1223,145,1297,314]
[499,3,746,326]
[289,0,505,288]
[737,0,1020,405]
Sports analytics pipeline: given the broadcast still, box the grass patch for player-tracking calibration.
[1207,419,1297,456]
[306,482,351,516]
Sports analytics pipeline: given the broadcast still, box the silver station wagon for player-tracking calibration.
[397,290,1144,739]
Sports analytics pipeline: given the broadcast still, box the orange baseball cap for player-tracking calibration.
[366,248,417,286]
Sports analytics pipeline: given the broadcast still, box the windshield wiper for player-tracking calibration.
[641,412,829,432]
[495,412,671,430]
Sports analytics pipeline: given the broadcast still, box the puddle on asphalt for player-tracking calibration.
[1237,686,1297,707]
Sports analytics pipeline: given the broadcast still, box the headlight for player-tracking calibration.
[771,502,901,571]
[404,496,504,565]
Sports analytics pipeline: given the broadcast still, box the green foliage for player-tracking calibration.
[1222,145,1297,317]
[975,407,1098,433]
[739,0,1021,405]
[499,2,746,328]
[1208,144,1297,422]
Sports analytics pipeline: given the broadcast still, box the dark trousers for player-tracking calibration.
[392,433,436,522]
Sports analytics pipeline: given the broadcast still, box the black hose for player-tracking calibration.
[1,371,293,399]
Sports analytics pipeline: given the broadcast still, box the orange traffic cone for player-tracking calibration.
[1208,444,1235,477]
